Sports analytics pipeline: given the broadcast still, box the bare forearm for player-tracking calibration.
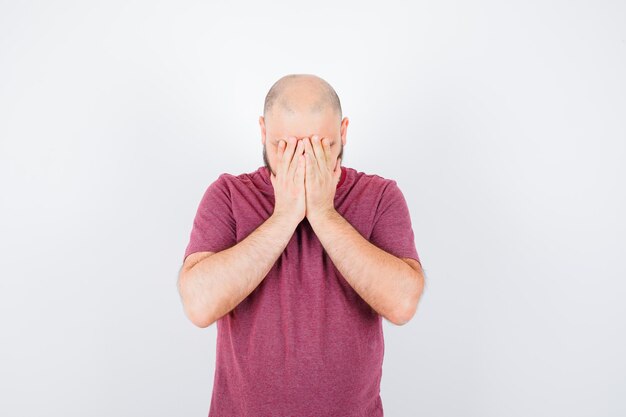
[181,214,296,327]
[308,209,423,325]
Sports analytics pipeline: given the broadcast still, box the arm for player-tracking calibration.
[178,136,306,328]
[177,213,296,328]
[308,209,425,326]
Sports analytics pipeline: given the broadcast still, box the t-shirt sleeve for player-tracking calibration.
[369,180,421,264]
[183,174,237,262]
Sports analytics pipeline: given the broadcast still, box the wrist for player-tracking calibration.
[271,211,302,230]
[307,207,336,226]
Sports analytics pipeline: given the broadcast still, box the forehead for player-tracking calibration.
[267,110,338,141]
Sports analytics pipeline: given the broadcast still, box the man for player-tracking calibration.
[177,74,425,416]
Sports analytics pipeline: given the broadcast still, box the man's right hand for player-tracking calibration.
[270,136,306,227]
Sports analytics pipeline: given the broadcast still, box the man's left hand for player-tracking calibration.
[303,135,342,222]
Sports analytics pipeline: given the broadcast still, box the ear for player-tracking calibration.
[340,117,349,147]
[259,116,266,145]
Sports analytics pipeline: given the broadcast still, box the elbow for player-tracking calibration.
[392,303,416,326]
[182,298,217,328]
[392,274,425,326]
[187,307,215,328]
[177,272,216,328]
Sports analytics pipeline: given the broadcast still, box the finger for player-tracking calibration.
[288,139,305,180]
[281,136,298,178]
[310,135,327,173]
[295,147,305,184]
[277,139,286,160]
[321,137,333,167]
[303,137,318,177]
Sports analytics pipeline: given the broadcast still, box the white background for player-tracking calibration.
[1,1,625,416]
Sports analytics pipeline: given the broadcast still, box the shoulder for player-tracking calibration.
[349,166,399,194]
[198,172,238,203]
[210,172,245,190]
[210,170,265,195]
[216,172,238,183]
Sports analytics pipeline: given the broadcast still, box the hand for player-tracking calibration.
[270,136,306,226]
[303,135,342,222]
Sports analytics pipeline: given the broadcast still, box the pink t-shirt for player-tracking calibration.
[183,164,420,417]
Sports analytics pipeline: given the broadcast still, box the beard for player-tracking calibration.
[262,142,344,177]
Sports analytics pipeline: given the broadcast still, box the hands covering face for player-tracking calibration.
[270,135,342,225]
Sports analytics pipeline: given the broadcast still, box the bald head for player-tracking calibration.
[263,74,342,123]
